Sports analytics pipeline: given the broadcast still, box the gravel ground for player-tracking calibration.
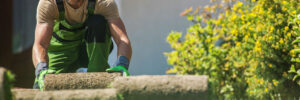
[112,75,209,100]
[44,72,121,90]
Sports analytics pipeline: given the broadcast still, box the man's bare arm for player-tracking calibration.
[108,18,132,60]
[32,23,53,67]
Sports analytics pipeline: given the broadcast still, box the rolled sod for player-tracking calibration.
[44,72,121,90]
[0,67,6,100]
[0,67,13,100]
[12,89,118,100]
[112,75,209,100]
[12,89,39,100]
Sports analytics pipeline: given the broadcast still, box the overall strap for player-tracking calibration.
[56,0,65,20]
[56,0,96,19]
[87,0,96,15]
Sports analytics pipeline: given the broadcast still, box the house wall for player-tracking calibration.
[109,0,210,75]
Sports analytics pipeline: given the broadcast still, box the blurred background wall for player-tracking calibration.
[110,0,209,75]
[0,0,209,88]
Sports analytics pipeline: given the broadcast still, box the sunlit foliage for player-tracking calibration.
[165,0,300,99]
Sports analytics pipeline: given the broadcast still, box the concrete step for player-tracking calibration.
[44,72,121,90]
[112,75,209,100]
[12,88,118,100]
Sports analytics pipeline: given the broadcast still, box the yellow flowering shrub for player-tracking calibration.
[165,0,300,99]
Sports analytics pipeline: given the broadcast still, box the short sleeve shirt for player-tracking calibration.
[37,0,120,25]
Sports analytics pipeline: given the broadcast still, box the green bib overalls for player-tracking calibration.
[48,0,113,73]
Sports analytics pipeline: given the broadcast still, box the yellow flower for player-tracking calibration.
[237,1,243,7]
[269,26,274,33]
[281,0,288,5]
[273,80,279,86]
[265,88,268,92]
[255,47,262,52]
[232,14,237,21]
[233,6,238,12]
[290,50,296,57]
[257,25,262,32]
[249,27,254,31]
[284,26,289,31]
[254,33,257,38]
[245,35,249,42]
[236,42,241,46]
[226,11,229,16]
[216,20,221,25]
[279,38,284,44]
[256,41,261,47]
[249,91,254,96]
[238,9,243,14]
[259,9,264,15]
[268,36,273,40]
[250,13,257,17]
[282,7,287,12]
[287,32,291,37]
[232,29,238,36]
[292,10,297,15]
[241,14,246,20]
[268,64,273,68]
[259,79,264,85]
[256,79,260,83]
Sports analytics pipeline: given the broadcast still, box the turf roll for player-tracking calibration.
[12,89,118,100]
[12,89,39,100]
[0,67,13,100]
[112,75,209,100]
[44,72,121,90]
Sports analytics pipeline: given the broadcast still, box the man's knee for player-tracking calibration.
[85,14,109,43]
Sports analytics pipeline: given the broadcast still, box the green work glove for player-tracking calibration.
[37,69,55,91]
[33,62,55,91]
[106,65,130,76]
[106,56,130,76]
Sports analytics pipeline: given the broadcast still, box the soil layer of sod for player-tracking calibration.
[112,75,208,100]
[44,72,121,90]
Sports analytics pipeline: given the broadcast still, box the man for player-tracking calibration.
[32,0,132,90]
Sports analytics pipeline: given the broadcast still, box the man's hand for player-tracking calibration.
[106,56,130,76]
[33,62,55,90]
[106,65,130,76]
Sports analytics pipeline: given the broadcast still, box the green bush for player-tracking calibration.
[165,0,300,99]
[4,70,14,100]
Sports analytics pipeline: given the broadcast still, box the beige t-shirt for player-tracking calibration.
[37,0,119,25]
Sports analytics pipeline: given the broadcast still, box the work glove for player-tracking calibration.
[76,68,88,73]
[33,62,55,90]
[106,56,130,76]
